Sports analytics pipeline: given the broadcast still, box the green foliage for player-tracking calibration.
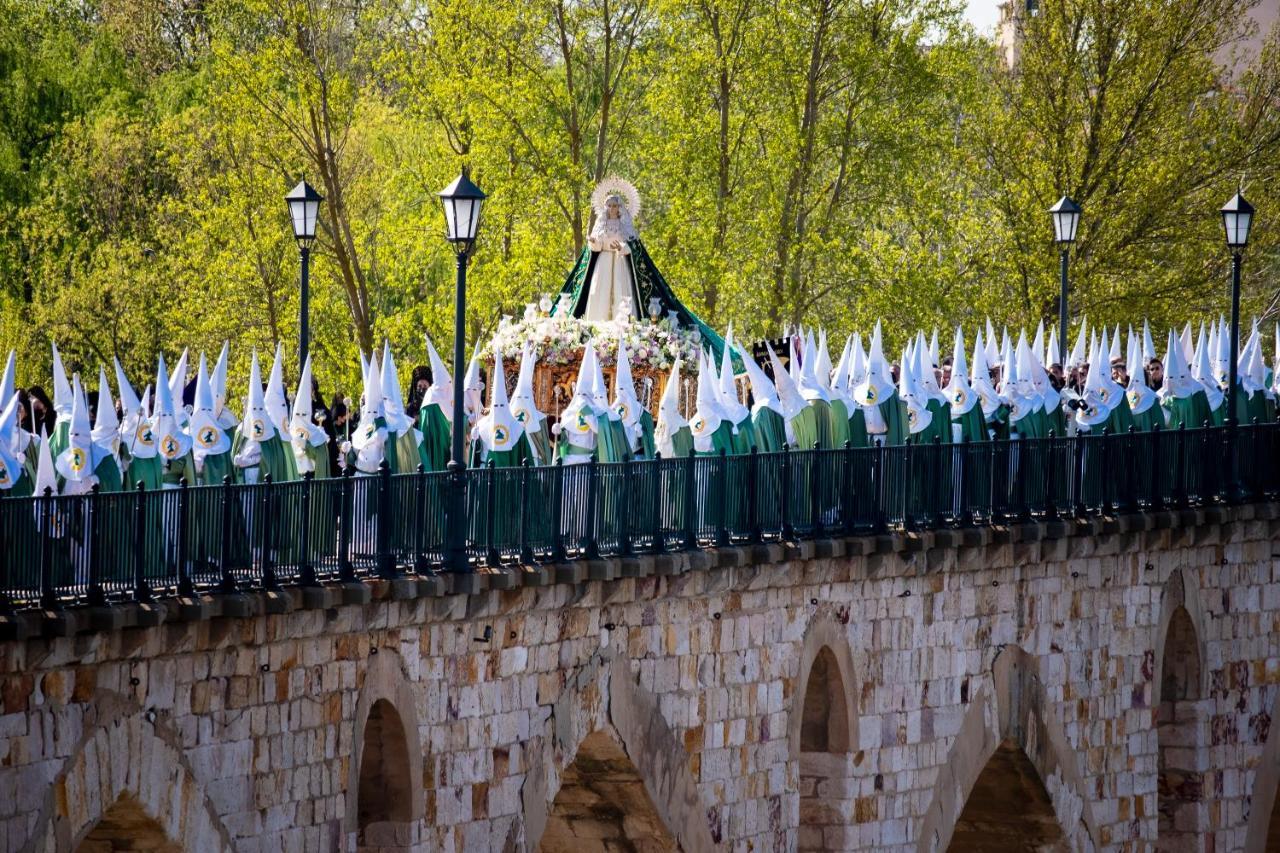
[0,0,1277,399]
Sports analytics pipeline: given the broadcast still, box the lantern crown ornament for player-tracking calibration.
[1220,190,1254,251]
[438,170,487,250]
[1049,195,1081,245]
[285,180,323,247]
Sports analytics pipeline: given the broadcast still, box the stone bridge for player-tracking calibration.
[1,504,1279,852]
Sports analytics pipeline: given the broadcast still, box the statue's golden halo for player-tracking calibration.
[591,176,641,221]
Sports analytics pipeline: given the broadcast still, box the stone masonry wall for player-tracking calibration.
[0,504,1278,852]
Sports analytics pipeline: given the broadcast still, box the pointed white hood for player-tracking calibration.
[352,353,387,471]
[1069,318,1088,370]
[797,332,830,403]
[740,344,781,416]
[1032,321,1045,367]
[655,357,689,458]
[1143,320,1156,363]
[946,329,978,417]
[766,342,807,421]
[168,348,189,425]
[422,335,454,419]
[151,355,191,463]
[1161,329,1201,400]
[1126,335,1158,416]
[0,351,13,410]
[91,365,120,460]
[916,332,947,404]
[0,394,23,491]
[239,350,277,445]
[852,322,895,408]
[191,354,231,464]
[56,374,99,489]
[1193,323,1225,410]
[898,347,932,436]
[691,349,728,449]
[559,343,600,453]
[290,355,328,452]
[613,337,647,435]
[1046,327,1060,368]
[509,343,546,431]
[264,344,290,437]
[51,343,73,419]
[34,427,57,498]
[380,340,413,435]
[477,355,523,454]
[464,342,484,424]
[970,330,1002,418]
[717,338,750,422]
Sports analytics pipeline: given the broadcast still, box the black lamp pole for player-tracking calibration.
[1058,248,1069,367]
[285,180,323,367]
[1227,250,1242,428]
[438,171,487,573]
[299,245,311,366]
[1220,189,1254,500]
[1049,196,1081,368]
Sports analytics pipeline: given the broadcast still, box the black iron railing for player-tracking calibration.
[2,422,1278,611]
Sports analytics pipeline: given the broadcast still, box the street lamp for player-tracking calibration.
[1049,196,1081,368]
[438,170,487,573]
[1220,190,1254,428]
[285,180,324,368]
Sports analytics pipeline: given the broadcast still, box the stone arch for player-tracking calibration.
[1152,569,1209,704]
[521,655,718,853]
[790,613,861,851]
[788,612,860,757]
[346,646,425,852]
[1242,688,1280,853]
[26,709,235,853]
[76,792,180,852]
[916,646,1101,853]
[1153,568,1209,848]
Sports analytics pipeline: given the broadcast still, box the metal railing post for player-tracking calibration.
[810,442,824,537]
[300,472,316,586]
[485,460,500,566]
[519,459,534,565]
[872,440,887,533]
[38,487,58,610]
[414,465,428,575]
[338,465,355,581]
[956,438,971,527]
[683,449,697,550]
[715,449,730,548]
[86,484,104,607]
[218,475,236,592]
[1149,423,1163,510]
[177,480,194,598]
[1175,423,1189,509]
[376,460,395,578]
[748,447,762,543]
[261,474,278,589]
[781,444,794,541]
[584,456,600,559]
[651,454,666,555]
[132,482,151,603]
[1100,427,1113,515]
[1072,431,1087,518]
[620,456,634,556]
[551,457,567,563]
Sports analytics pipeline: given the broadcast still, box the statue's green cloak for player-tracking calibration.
[554,237,732,366]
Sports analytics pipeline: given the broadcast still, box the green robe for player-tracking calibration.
[829,400,853,449]
[1129,403,1164,433]
[635,411,657,459]
[751,408,787,453]
[597,417,632,463]
[952,405,987,444]
[729,416,756,455]
[416,404,452,471]
[386,427,423,475]
[876,397,909,447]
[1163,390,1212,430]
[846,406,869,449]
[662,425,694,459]
[125,455,163,491]
[553,237,732,367]
[197,451,233,487]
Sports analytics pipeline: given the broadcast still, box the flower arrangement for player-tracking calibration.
[486,312,703,375]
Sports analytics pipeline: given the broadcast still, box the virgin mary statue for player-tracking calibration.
[554,177,727,362]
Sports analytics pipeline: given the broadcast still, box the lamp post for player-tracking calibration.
[285,180,324,367]
[438,170,487,573]
[1220,190,1254,429]
[1049,196,1081,368]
